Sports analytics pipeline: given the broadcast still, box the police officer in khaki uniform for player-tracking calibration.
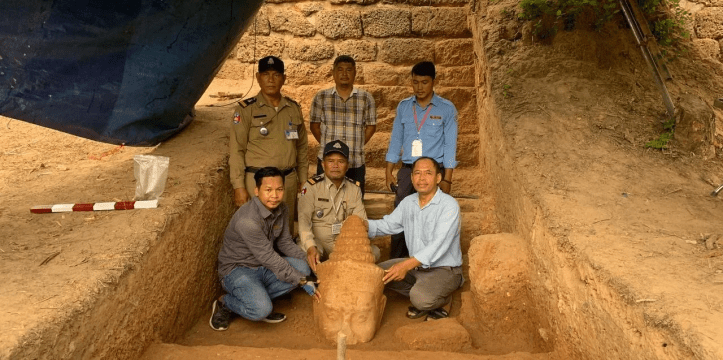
[298,140,379,272]
[230,56,308,228]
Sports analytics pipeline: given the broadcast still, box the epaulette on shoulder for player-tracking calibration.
[284,96,300,107]
[345,177,360,187]
[307,174,324,185]
[238,97,257,108]
[437,96,454,107]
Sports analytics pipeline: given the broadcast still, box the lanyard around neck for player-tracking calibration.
[329,184,344,220]
[413,103,433,134]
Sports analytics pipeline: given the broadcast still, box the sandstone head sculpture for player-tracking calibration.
[313,215,386,345]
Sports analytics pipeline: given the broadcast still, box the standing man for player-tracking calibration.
[367,157,463,321]
[211,167,319,331]
[385,61,458,258]
[310,55,376,195]
[229,56,308,228]
[298,140,380,273]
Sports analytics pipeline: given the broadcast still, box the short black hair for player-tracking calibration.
[411,61,436,79]
[333,55,356,69]
[254,167,285,188]
[412,156,442,175]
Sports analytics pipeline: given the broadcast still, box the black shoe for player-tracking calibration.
[406,306,430,319]
[425,307,449,321]
[209,299,233,331]
[262,312,287,323]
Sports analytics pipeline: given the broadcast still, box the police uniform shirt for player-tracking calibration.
[297,174,366,255]
[229,92,309,190]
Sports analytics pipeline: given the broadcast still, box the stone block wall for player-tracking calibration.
[218,0,478,169]
[671,1,723,152]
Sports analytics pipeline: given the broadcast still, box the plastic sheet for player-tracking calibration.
[0,0,264,145]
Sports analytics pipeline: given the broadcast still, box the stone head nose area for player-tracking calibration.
[313,215,386,345]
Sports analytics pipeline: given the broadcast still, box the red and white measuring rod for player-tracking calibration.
[30,200,158,214]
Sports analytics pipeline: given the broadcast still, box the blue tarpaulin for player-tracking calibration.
[0,0,263,145]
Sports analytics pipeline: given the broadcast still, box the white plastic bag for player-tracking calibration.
[134,154,169,201]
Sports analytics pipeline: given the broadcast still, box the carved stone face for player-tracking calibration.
[313,215,386,345]
[314,261,386,344]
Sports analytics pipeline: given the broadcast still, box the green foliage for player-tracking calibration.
[649,0,690,57]
[518,0,620,36]
[502,84,512,98]
[645,117,675,149]
[518,0,689,52]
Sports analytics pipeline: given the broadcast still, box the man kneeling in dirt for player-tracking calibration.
[367,157,463,321]
[210,167,320,331]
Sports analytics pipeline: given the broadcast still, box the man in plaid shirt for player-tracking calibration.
[310,55,377,195]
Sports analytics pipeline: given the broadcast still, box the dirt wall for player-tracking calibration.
[471,2,711,359]
[4,108,234,360]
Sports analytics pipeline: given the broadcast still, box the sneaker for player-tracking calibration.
[262,312,287,323]
[209,299,233,331]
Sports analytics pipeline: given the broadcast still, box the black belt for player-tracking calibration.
[245,167,295,176]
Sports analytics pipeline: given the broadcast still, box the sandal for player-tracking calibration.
[425,307,449,321]
[406,306,430,319]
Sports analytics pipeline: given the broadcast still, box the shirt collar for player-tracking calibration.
[412,187,442,209]
[332,86,358,97]
[255,91,288,109]
[252,196,281,218]
[413,92,438,107]
[323,175,346,191]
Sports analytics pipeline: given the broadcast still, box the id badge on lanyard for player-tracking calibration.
[330,189,344,235]
[413,104,433,157]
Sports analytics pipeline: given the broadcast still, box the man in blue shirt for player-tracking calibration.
[368,157,463,320]
[385,61,458,259]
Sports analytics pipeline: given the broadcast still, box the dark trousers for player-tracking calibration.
[316,158,366,196]
[390,163,444,259]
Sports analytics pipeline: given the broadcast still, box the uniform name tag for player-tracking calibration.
[331,223,342,235]
[430,115,442,119]
[285,130,299,140]
[318,198,329,202]
[253,114,267,118]
[411,139,423,157]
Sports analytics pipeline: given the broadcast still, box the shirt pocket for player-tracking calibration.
[249,112,271,142]
[423,116,444,138]
[280,107,303,130]
[311,200,334,225]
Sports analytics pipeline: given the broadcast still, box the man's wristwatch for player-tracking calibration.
[299,277,308,286]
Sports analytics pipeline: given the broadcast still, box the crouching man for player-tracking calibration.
[210,167,320,331]
[367,157,463,321]
[298,140,380,272]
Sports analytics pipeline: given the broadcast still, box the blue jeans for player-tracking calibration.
[221,257,310,321]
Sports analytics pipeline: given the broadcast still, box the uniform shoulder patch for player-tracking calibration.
[307,174,324,185]
[284,96,300,107]
[345,177,360,187]
[238,97,257,108]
